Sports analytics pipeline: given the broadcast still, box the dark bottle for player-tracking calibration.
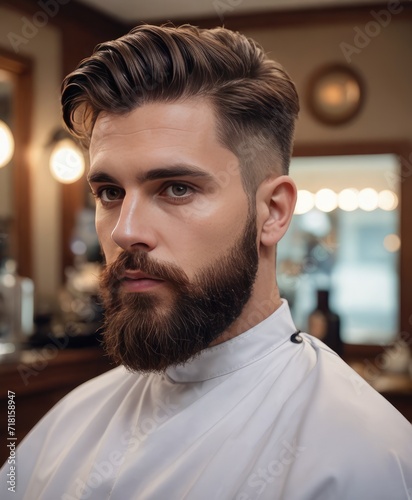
[308,290,343,356]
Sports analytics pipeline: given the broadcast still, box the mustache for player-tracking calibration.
[102,249,190,289]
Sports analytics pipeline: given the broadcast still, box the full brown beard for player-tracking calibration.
[99,214,258,373]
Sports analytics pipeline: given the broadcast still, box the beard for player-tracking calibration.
[99,213,258,373]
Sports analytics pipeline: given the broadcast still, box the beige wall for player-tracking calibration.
[0,6,62,310]
[245,16,412,144]
[0,6,411,306]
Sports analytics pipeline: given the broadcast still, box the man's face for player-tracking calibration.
[89,99,259,372]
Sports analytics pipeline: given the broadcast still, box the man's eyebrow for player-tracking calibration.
[88,165,214,184]
[137,165,214,182]
[87,171,117,184]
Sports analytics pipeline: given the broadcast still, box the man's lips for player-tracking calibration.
[121,270,165,292]
[123,271,163,281]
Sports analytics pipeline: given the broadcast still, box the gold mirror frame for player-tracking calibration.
[0,49,33,278]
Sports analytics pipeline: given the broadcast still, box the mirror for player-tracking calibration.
[0,75,13,227]
[288,142,412,347]
[278,153,400,345]
[0,49,33,278]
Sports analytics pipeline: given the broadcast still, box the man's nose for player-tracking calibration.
[111,194,157,252]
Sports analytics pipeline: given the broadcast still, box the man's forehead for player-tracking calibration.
[88,99,236,174]
[91,99,217,139]
[88,99,242,182]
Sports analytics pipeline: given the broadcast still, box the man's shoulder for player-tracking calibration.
[298,333,412,448]
[276,335,412,498]
[23,365,140,440]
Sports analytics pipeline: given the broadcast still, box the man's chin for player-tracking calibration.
[104,330,208,374]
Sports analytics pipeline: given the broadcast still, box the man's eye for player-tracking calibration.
[164,184,193,198]
[97,187,123,203]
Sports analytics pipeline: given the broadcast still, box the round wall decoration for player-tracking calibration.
[306,64,364,125]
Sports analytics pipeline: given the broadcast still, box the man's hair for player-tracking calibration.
[61,24,299,193]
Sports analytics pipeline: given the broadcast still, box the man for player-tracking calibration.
[1,24,411,500]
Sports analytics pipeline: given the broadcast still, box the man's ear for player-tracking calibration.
[256,175,297,248]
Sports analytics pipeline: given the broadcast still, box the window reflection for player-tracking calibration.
[278,154,400,345]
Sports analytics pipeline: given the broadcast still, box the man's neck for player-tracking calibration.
[210,287,282,346]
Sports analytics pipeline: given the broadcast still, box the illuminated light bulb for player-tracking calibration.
[50,139,85,184]
[383,234,400,252]
[338,188,359,212]
[320,84,344,106]
[0,120,15,168]
[358,188,378,211]
[295,190,315,215]
[378,190,398,211]
[315,188,338,213]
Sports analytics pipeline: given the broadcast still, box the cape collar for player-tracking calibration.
[165,300,297,383]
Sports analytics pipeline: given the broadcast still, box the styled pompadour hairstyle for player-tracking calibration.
[61,24,299,193]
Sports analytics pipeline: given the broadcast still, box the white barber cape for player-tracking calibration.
[1,300,412,500]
